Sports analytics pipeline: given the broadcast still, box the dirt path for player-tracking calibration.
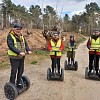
[0,40,100,100]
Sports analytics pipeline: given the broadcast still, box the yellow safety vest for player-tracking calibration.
[90,37,100,52]
[50,39,61,56]
[66,43,76,52]
[8,33,25,56]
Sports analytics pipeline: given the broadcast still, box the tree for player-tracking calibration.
[43,5,57,29]
[71,2,100,34]
[63,14,70,31]
[29,5,42,29]
[2,0,13,27]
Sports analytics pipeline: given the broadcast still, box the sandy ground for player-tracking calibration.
[0,40,100,100]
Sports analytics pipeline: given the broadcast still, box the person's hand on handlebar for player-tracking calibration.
[50,50,61,52]
[28,51,32,54]
[20,52,25,56]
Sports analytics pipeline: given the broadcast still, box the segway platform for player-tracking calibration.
[85,67,100,80]
[64,60,78,71]
[47,68,64,81]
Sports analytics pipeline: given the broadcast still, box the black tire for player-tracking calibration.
[21,75,30,90]
[99,69,100,74]
[74,61,78,71]
[47,68,51,80]
[85,67,89,79]
[64,60,67,70]
[61,68,64,81]
[4,82,18,100]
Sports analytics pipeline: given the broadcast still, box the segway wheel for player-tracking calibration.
[64,60,67,70]
[21,76,30,90]
[47,68,51,80]
[74,61,78,71]
[85,67,89,79]
[61,68,64,81]
[4,82,18,100]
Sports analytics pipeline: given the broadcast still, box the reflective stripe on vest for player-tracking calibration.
[8,34,25,56]
[50,39,61,56]
[66,43,76,52]
[90,37,100,52]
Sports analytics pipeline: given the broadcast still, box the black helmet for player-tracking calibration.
[53,31,59,35]
[13,23,22,29]
[93,28,100,33]
[70,35,74,38]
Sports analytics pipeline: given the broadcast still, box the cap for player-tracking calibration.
[70,35,74,38]
[53,31,59,35]
[13,23,22,29]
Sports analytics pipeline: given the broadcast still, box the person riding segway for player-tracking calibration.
[4,23,32,100]
[64,35,78,71]
[85,29,100,79]
[47,31,64,81]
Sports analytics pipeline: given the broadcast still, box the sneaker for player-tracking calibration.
[51,72,54,76]
[17,83,23,89]
[88,70,91,75]
[96,72,99,76]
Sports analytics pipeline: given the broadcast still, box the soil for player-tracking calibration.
[0,39,100,100]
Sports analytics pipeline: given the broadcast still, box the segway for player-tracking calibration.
[47,51,64,81]
[85,47,100,80]
[4,75,30,99]
[64,46,78,71]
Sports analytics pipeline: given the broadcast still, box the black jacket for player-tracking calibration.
[7,33,30,55]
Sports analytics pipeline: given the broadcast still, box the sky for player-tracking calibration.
[0,0,2,3]
[11,0,100,18]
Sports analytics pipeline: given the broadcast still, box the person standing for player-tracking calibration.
[48,31,64,74]
[87,29,100,76]
[67,35,76,65]
[7,23,32,87]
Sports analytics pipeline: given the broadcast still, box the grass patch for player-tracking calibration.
[0,62,10,69]
[35,50,48,55]
[30,60,38,65]
[75,37,86,44]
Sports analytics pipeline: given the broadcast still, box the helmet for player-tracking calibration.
[93,28,100,33]
[70,35,74,38]
[52,31,59,36]
[53,31,58,35]
[13,23,22,29]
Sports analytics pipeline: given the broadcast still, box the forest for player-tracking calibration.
[0,0,100,34]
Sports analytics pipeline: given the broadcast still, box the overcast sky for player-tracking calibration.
[11,0,100,18]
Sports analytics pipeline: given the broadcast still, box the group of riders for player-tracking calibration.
[7,22,100,88]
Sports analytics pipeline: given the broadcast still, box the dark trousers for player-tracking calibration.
[89,54,99,73]
[51,58,60,73]
[68,58,74,64]
[10,58,24,85]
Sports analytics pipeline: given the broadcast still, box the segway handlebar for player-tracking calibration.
[50,50,61,52]
[19,51,32,57]
[90,47,100,50]
[66,46,77,49]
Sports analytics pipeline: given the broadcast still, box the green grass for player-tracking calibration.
[35,50,48,55]
[30,61,38,65]
[0,62,10,69]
